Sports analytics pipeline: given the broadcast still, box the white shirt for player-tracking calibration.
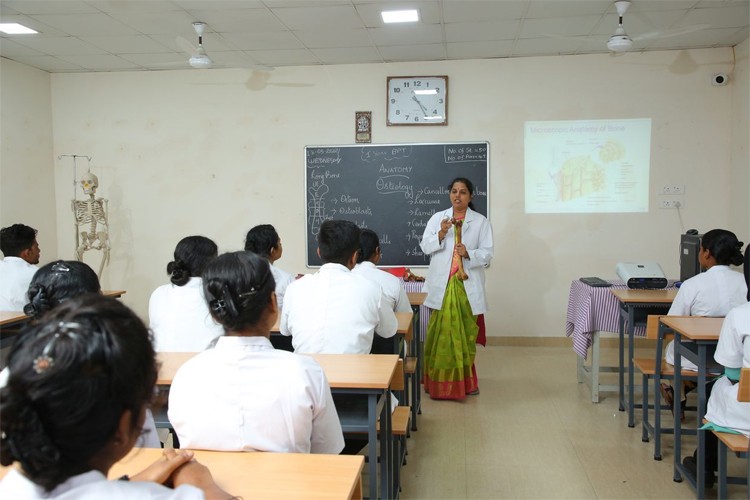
[0,469,202,499]
[420,207,494,315]
[352,261,412,313]
[168,336,344,454]
[704,302,750,435]
[280,263,397,354]
[666,266,747,369]
[0,256,37,311]
[148,278,224,352]
[271,264,295,311]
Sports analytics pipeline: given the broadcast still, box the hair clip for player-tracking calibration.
[210,299,227,316]
[238,287,257,300]
[51,262,70,273]
[32,322,81,375]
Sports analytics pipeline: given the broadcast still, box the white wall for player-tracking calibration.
[729,38,750,239]
[3,46,747,337]
[0,58,57,261]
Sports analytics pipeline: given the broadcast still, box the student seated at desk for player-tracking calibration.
[0,224,40,311]
[661,229,747,421]
[353,229,412,314]
[149,236,223,352]
[244,224,295,311]
[0,260,161,449]
[168,251,344,454]
[682,244,750,486]
[280,220,397,354]
[0,295,232,499]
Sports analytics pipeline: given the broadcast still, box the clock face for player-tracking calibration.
[387,76,448,126]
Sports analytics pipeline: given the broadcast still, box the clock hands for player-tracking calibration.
[412,95,428,116]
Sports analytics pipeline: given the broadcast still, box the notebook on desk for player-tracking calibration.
[579,277,612,287]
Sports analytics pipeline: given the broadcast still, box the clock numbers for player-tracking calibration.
[386,75,448,126]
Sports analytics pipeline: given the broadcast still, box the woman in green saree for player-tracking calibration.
[420,178,494,400]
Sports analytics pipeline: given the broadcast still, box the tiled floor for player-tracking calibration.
[396,345,748,499]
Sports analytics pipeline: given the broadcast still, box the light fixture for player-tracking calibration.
[0,23,38,34]
[607,27,633,52]
[189,22,213,69]
[381,9,419,24]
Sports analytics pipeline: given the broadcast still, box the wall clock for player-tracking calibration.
[386,75,448,126]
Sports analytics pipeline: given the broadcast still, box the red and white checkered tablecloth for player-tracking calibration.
[403,281,429,342]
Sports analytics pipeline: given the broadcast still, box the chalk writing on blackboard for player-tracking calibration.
[305,142,489,267]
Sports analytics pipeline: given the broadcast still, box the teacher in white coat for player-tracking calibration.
[420,177,493,400]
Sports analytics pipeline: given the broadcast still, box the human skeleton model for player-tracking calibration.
[71,172,110,277]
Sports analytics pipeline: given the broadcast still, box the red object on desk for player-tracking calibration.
[380,267,407,278]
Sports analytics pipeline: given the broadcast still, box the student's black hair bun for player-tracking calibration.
[23,285,51,319]
[167,259,190,286]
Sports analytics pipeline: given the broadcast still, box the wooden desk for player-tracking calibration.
[611,288,677,427]
[1,449,364,499]
[666,316,723,498]
[156,352,397,500]
[0,311,26,327]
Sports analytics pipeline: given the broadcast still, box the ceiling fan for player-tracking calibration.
[177,22,213,69]
[606,1,711,54]
[606,1,634,53]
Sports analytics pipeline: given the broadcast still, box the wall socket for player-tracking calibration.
[660,200,683,209]
[660,185,684,195]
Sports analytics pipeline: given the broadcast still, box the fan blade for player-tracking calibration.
[634,23,710,42]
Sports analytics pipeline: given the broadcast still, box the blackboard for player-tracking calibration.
[305,142,489,267]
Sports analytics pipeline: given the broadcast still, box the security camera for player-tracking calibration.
[712,73,729,86]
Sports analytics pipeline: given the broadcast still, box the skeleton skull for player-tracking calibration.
[80,172,99,195]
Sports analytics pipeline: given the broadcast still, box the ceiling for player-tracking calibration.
[0,0,747,73]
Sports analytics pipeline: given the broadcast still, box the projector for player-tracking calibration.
[616,261,668,289]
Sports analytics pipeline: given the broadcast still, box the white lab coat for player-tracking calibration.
[420,207,493,314]
[665,265,747,370]
[148,277,224,352]
[271,264,295,311]
[280,263,397,354]
[0,256,37,311]
[704,302,750,436]
[0,469,203,499]
[168,336,344,454]
[352,261,412,313]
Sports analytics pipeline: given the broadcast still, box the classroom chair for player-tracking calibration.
[634,315,701,460]
[152,391,180,449]
[710,367,750,498]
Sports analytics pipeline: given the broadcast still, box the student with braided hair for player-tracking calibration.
[168,251,344,454]
[149,236,223,352]
[0,295,232,499]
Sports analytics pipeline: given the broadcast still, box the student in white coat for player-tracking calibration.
[0,260,162,450]
[420,177,493,400]
[149,236,223,352]
[168,251,344,454]
[244,224,295,311]
[0,295,231,499]
[682,244,750,486]
[353,228,412,355]
[661,229,747,421]
[0,224,40,311]
[280,220,398,354]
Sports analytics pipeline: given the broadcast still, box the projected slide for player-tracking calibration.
[524,118,652,213]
